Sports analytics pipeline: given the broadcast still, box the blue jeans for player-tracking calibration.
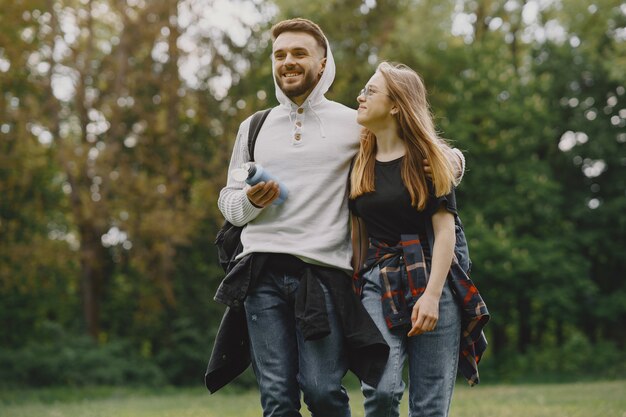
[361,265,461,417]
[244,267,351,417]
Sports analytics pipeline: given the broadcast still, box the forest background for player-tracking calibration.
[1,0,625,388]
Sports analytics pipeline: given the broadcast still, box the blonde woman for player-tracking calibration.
[350,62,489,417]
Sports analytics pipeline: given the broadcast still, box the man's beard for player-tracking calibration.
[276,70,318,99]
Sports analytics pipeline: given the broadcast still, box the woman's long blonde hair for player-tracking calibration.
[350,62,455,210]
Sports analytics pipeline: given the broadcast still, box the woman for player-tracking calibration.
[350,62,489,417]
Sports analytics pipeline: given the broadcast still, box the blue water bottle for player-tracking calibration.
[232,162,288,205]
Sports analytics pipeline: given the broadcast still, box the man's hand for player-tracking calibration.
[246,181,280,208]
[422,158,432,177]
[423,148,463,180]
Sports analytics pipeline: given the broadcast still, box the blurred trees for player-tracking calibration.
[0,0,624,385]
[1,0,268,383]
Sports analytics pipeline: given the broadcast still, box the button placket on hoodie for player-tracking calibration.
[292,106,305,146]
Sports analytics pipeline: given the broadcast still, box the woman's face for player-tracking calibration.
[356,71,394,129]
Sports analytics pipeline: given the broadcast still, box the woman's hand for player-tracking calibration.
[407,206,454,337]
[408,292,440,336]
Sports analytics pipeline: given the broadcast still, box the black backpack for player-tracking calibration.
[215,108,272,273]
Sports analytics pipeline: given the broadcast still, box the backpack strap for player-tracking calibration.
[247,108,272,161]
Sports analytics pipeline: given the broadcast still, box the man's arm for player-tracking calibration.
[350,214,368,274]
[447,147,465,186]
[217,120,264,226]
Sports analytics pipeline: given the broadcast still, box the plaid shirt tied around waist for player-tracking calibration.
[354,234,490,386]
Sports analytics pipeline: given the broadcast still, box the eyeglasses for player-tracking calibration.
[359,85,390,99]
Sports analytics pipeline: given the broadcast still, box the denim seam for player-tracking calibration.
[384,336,403,417]
[443,287,461,416]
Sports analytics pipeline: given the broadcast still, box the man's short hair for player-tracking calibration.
[271,18,327,57]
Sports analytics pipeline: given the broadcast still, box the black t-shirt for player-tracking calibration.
[350,157,457,251]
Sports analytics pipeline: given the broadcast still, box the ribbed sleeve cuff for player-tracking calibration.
[239,192,264,222]
[218,188,263,226]
[451,148,466,186]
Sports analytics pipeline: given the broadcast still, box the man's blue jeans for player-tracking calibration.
[244,266,351,417]
[360,265,461,417]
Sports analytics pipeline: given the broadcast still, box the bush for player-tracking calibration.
[154,317,258,388]
[0,322,166,387]
[481,331,626,382]
[155,318,212,386]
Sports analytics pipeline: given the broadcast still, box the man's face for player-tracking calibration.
[272,31,326,104]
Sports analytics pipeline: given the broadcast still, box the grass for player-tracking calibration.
[0,380,624,417]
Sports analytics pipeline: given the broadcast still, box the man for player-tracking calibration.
[205,18,464,417]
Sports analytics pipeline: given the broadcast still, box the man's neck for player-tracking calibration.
[287,83,318,106]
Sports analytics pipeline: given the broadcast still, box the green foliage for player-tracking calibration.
[0,322,166,387]
[482,331,626,382]
[154,318,214,386]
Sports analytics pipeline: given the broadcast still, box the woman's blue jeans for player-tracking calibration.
[360,265,461,417]
[244,266,351,417]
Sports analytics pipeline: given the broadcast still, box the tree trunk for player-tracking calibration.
[78,223,110,339]
[517,295,532,353]
[555,319,564,346]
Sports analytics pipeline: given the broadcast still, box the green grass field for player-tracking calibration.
[1,380,624,417]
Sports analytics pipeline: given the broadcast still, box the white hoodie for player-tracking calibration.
[218,37,359,272]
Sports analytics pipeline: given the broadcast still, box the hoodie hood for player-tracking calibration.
[272,35,336,109]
